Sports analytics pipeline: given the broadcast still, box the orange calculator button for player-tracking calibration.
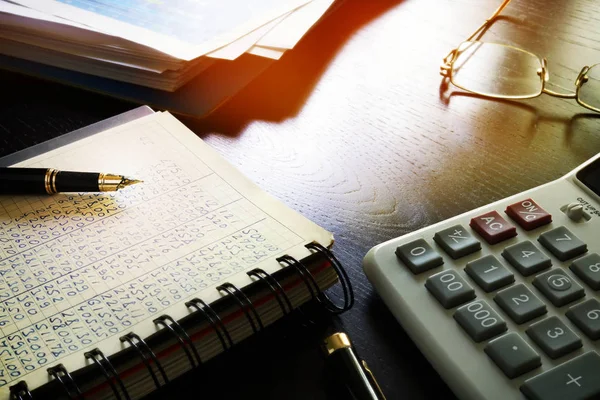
[505,198,552,230]
[470,211,517,244]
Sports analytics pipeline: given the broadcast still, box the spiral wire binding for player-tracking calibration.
[119,332,169,389]
[216,282,264,334]
[153,315,202,369]
[11,244,353,399]
[185,298,233,352]
[305,242,354,314]
[47,364,84,399]
[84,348,130,400]
[276,255,320,301]
[9,381,32,400]
[247,268,293,316]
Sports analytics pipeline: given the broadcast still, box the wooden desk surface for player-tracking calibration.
[1,0,600,398]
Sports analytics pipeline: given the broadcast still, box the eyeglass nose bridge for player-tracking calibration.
[575,66,590,87]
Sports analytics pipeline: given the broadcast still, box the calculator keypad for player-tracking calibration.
[532,269,585,307]
[538,226,587,261]
[395,239,443,274]
[387,195,600,396]
[454,300,507,342]
[526,317,582,359]
[570,253,600,290]
[484,332,541,378]
[433,224,481,259]
[494,284,547,324]
[465,255,514,292]
[566,299,600,340]
[501,241,552,276]
[425,270,475,309]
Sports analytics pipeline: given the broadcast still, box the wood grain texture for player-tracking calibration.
[2,0,600,398]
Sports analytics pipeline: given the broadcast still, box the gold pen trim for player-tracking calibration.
[323,332,352,355]
[98,173,120,191]
[51,169,59,194]
[44,168,59,195]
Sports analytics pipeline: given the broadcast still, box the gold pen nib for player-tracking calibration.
[118,177,143,189]
[98,173,143,191]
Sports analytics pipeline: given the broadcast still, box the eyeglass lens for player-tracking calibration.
[578,64,600,112]
[450,41,543,99]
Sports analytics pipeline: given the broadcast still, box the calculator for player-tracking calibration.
[363,153,600,400]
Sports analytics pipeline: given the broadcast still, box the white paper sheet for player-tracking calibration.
[256,0,334,49]
[9,0,313,60]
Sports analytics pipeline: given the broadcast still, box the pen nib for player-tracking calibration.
[118,177,143,189]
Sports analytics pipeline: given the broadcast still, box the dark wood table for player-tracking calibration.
[2,0,600,398]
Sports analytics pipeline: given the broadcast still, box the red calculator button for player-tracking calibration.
[505,198,552,230]
[470,211,517,244]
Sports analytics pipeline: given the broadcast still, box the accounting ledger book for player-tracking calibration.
[0,108,352,399]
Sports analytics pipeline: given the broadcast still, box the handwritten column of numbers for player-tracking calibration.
[0,160,301,386]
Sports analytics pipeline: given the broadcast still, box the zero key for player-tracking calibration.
[521,351,600,400]
[395,239,443,274]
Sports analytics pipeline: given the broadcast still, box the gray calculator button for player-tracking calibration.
[526,316,582,359]
[538,226,587,261]
[521,351,600,400]
[570,253,600,290]
[433,225,481,259]
[395,239,443,274]
[454,300,507,342]
[501,241,551,276]
[425,270,475,309]
[484,332,541,378]
[494,284,547,324]
[532,269,585,307]
[566,299,600,340]
[465,255,514,292]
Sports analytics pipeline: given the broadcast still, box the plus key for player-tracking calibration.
[521,352,600,400]
[470,211,517,245]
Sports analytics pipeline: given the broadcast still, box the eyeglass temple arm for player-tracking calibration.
[442,0,512,70]
[465,0,512,42]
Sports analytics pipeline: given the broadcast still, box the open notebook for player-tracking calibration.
[0,107,352,399]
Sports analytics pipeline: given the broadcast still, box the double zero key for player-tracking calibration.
[425,270,475,309]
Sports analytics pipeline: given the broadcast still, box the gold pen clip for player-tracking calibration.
[361,360,386,400]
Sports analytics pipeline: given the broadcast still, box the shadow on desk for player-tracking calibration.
[186,0,405,138]
[441,88,600,144]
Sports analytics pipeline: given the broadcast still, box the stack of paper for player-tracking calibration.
[0,0,335,92]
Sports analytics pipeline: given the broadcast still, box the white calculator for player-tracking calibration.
[363,153,600,400]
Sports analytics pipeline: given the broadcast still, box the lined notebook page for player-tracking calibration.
[0,111,332,395]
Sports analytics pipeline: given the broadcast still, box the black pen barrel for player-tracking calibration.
[55,171,100,192]
[0,168,100,194]
[0,167,49,194]
[326,347,381,400]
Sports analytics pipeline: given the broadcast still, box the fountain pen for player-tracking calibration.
[0,167,142,195]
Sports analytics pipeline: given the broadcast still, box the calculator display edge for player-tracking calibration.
[575,155,600,197]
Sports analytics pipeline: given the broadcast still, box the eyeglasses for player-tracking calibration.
[440,0,600,112]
